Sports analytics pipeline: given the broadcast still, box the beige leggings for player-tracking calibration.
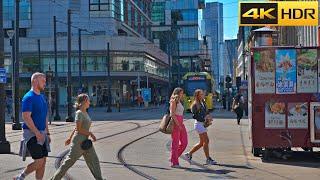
[51,144,103,180]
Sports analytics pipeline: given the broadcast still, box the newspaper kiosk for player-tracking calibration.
[249,47,320,159]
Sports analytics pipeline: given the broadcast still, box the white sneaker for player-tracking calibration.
[184,152,192,164]
[206,157,217,165]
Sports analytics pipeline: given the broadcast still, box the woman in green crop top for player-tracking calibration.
[51,94,103,180]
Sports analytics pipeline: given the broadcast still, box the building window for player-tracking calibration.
[179,39,199,52]
[178,26,198,39]
[172,9,198,22]
[3,0,32,21]
[151,2,165,23]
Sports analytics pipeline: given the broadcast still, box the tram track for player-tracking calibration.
[54,121,159,180]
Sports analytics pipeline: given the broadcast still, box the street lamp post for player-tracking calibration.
[46,65,53,124]
[53,16,60,121]
[107,42,112,112]
[0,0,11,153]
[12,0,21,130]
[78,28,82,93]
[65,9,73,122]
[7,23,15,122]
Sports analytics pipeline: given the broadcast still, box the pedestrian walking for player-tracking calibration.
[137,95,143,107]
[169,87,188,168]
[232,92,244,125]
[51,93,103,180]
[15,72,51,180]
[51,98,55,116]
[184,89,217,165]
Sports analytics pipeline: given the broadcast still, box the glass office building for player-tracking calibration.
[3,0,169,106]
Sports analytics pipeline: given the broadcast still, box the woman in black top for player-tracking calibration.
[184,89,217,165]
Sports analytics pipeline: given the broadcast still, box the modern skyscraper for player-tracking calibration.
[152,0,205,87]
[224,39,237,78]
[203,2,223,89]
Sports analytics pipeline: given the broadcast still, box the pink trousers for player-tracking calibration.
[170,115,188,166]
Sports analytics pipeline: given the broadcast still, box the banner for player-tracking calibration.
[297,49,317,93]
[288,102,308,129]
[265,102,286,128]
[254,49,275,94]
[276,49,297,94]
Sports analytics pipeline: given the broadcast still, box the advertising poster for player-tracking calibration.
[254,49,275,94]
[297,49,317,93]
[319,56,320,93]
[288,102,308,129]
[265,102,286,128]
[314,106,320,139]
[276,49,297,94]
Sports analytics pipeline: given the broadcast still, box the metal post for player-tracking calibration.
[48,66,52,124]
[78,28,82,93]
[65,9,73,122]
[167,44,171,97]
[0,0,11,153]
[53,16,61,121]
[242,26,246,80]
[10,21,15,117]
[12,0,21,130]
[146,71,149,89]
[107,42,112,112]
[37,39,40,68]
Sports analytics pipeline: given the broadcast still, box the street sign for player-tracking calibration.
[0,68,7,84]
[141,88,151,102]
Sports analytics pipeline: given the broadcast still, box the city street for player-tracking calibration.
[0,107,319,180]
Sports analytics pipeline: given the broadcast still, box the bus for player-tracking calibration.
[182,72,215,111]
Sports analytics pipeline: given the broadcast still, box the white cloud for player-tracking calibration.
[224,35,237,40]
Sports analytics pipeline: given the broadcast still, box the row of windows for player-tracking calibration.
[4,55,168,79]
[126,1,152,40]
[151,2,165,23]
[179,39,199,51]
[3,0,32,21]
[178,26,198,39]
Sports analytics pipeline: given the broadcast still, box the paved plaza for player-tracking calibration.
[0,107,319,180]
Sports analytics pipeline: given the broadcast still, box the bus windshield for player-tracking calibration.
[185,80,209,96]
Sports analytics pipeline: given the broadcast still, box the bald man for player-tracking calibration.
[15,72,51,180]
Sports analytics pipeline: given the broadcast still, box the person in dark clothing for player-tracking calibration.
[232,92,244,125]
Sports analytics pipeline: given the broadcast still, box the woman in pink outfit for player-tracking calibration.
[169,87,188,168]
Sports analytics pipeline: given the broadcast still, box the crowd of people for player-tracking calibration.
[13,72,246,179]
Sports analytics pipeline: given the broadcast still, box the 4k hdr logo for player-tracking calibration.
[239,1,318,26]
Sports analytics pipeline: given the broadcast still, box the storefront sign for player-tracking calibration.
[276,49,297,94]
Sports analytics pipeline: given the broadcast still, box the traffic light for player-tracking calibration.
[225,76,232,88]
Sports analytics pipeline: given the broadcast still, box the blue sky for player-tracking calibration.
[204,0,238,40]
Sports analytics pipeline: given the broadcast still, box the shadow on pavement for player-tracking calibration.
[3,167,24,173]
[183,167,235,175]
[216,163,253,170]
[262,151,320,168]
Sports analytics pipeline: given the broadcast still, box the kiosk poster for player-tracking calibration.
[319,57,320,93]
[276,49,297,94]
[314,106,320,139]
[288,102,308,129]
[297,49,317,93]
[254,49,275,94]
[265,102,286,128]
